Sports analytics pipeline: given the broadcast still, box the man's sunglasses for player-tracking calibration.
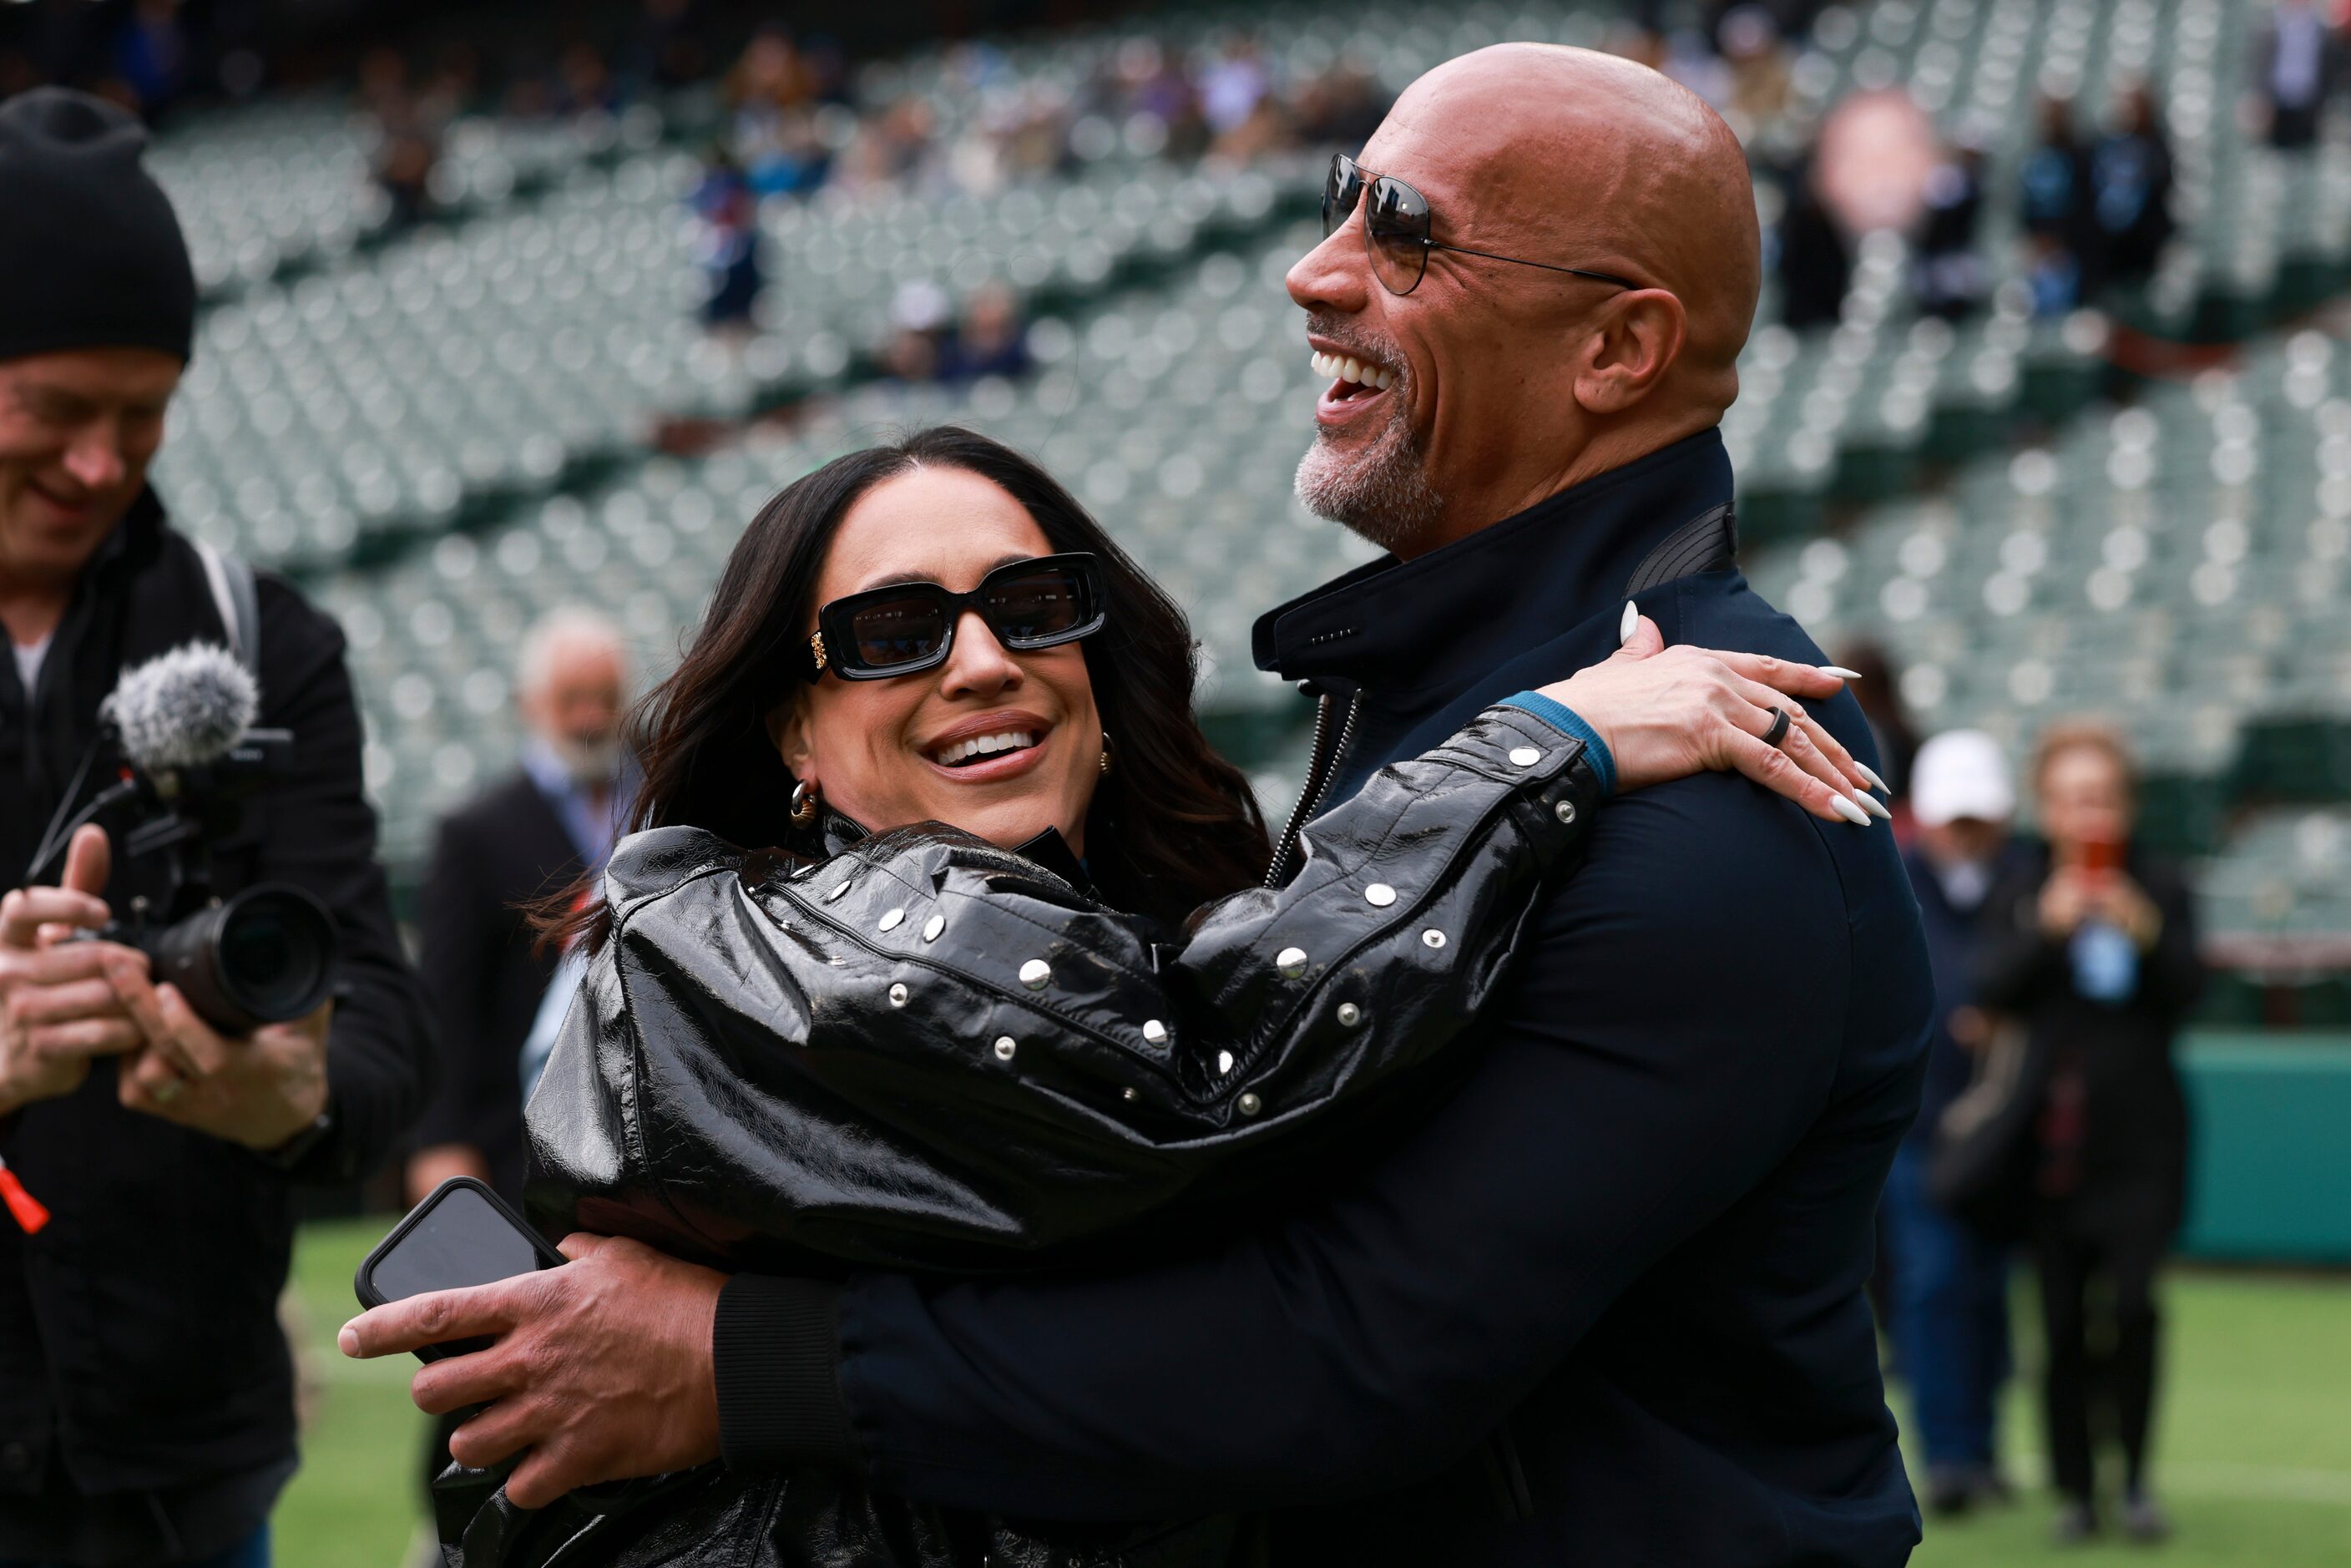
[806,553,1108,681]
[1322,152,1644,297]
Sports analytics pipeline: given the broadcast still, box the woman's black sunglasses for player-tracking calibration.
[806,553,1108,681]
[1322,152,1644,297]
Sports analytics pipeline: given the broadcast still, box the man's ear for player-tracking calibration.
[766,699,814,781]
[1572,289,1686,416]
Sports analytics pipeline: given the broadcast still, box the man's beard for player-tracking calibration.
[550,733,624,789]
[1292,379,1445,553]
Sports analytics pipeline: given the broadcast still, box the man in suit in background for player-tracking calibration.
[405,608,632,1206]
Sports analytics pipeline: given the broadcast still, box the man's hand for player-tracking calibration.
[103,950,332,1151]
[407,1144,493,1206]
[0,826,145,1117]
[339,1233,725,1509]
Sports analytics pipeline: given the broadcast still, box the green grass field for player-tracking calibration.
[280,1220,2351,1565]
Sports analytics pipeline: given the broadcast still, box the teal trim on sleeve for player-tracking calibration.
[1500,692,1615,797]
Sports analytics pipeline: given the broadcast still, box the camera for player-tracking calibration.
[27,644,341,1037]
[85,727,339,1037]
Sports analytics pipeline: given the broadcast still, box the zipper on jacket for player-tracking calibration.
[1263,689,1362,888]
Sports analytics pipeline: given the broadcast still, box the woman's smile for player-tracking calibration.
[919,709,1056,785]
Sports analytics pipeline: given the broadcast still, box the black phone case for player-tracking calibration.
[353,1176,567,1361]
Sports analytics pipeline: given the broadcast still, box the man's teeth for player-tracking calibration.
[933,730,1037,766]
[1309,350,1395,391]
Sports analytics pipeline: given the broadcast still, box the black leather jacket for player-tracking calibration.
[457,702,1603,1565]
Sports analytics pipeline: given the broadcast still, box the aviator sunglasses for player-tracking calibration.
[806,552,1108,681]
[1322,152,1644,297]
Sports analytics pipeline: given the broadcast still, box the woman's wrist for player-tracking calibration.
[1499,691,1615,796]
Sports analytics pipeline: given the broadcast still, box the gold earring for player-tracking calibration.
[790,779,821,827]
[1099,731,1114,776]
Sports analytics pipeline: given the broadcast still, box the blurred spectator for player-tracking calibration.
[1977,723,2203,1546]
[359,45,442,229]
[554,40,619,119]
[938,281,1031,383]
[1292,62,1388,151]
[112,0,190,119]
[881,277,951,382]
[691,145,763,335]
[2255,0,2339,149]
[2021,93,2094,254]
[1914,132,1990,321]
[1777,152,1852,329]
[2090,84,2175,288]
[1718,4,1793,139]
[1197,37,1272,138]
[726,26,827,195]
[410,609,635,1210]
[1885,731,2022,1516]
[375,124,437,228]
[1832,640,1920,803]
[623,0,710,96]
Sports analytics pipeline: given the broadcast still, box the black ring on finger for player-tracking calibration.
[1761,706,1792,749]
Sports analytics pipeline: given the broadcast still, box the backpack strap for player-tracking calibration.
[192,537,261,680]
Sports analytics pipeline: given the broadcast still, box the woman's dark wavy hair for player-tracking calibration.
[549,426,1268,948]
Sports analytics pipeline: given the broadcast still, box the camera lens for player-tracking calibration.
[217,890,330,1020]
[153,884,336,1034]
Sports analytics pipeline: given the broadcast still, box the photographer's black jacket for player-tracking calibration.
[0,492,431,1561]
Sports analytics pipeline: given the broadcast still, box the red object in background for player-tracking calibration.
[0,1159,48,1234]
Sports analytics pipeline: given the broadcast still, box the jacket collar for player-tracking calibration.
[817,810,1095,896]
[1251,427,1736,696]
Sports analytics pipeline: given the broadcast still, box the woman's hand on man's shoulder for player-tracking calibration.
[1540,615,1888,827]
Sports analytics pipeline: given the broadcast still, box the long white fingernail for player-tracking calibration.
[1856,790,1893,821]
[1830,794,1871,825]
[1822,665,1863,680]
[1856,761,1888,793]
[1620,601,1639,645]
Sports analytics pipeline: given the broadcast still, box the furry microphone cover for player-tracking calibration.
[100,642,260,774]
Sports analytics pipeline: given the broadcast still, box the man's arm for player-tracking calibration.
[727,779,1864,1515]
[245,578,432,1179]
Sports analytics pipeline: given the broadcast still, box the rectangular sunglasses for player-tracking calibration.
[807,552,1108,680]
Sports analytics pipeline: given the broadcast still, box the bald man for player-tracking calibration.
[349,48,1932,1565]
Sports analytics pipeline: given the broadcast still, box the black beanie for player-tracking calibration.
[0,88,197,365]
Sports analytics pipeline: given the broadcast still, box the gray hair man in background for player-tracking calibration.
[406,607,633,1206]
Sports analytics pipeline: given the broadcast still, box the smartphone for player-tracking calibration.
[353,1177,566,1361]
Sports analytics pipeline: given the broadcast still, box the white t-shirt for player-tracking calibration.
[11,634,49,697]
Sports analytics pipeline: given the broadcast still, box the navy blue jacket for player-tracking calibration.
[736,430,1932,1565]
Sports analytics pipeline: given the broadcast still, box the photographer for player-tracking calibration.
[0,89,430,1567]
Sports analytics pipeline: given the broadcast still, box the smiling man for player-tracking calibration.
[343,44,1933,1566]
[0,89,429,1568]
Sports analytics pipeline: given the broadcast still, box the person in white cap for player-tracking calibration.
[1883,728,2021,1516]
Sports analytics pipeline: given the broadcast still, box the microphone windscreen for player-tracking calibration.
[102,642,260,774]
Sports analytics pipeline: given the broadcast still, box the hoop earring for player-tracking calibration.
[1099,731,1114,777]
[790,779,821,827]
